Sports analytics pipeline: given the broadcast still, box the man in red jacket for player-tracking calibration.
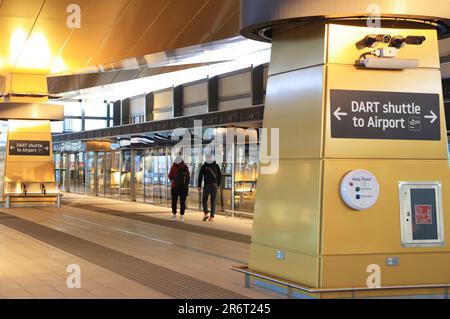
[168,156,190,222]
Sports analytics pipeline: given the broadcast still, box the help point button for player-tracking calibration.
[341,169,380,211]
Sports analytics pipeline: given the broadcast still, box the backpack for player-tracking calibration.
[175,166,188,188]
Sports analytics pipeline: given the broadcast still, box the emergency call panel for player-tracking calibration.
[399,182,444,247]
[341,169,380,211]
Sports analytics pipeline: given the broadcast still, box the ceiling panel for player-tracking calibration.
[82,0,129,25]
[13,18,72,73]
[0,0,243,80]
[168,0,240,49]
[87,0,169,66]
[58,23,112,70]
[0,0,44,19]
[204,6,240,44]
[57,0,130,70]
[128,0,209,58]
[0,17,36,76]
[39,0,90,21]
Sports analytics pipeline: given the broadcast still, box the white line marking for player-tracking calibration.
[62,215,174,245]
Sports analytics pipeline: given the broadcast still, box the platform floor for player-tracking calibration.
[0,194,279,299]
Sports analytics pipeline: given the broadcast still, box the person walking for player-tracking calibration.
[198,154,221,222]
[168,156,190,222]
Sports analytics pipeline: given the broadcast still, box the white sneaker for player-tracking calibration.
[180,216,184,223]
[170,215,177,221]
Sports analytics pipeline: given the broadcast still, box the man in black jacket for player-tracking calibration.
[198,154,221,222]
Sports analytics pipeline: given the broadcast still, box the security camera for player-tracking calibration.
[390,35,426,49]
[390,36,406,49]
[356,34,392,49]
[376,34,392,44]
[360,34,378,48]
[405,36,426,45]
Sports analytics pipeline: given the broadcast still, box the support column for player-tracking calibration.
[251,65,265,106]
[173,85,183,117]
[121,98,130,125]
[207,76,219,112]
[145,93,155,122]
[113,100,121,126]
[248,19,450,297]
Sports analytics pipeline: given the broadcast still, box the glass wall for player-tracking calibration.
[186,146,202,211]
[97,152,106,196]
[54,141,260,215]
[120,150,132,201]
[50,100,111,133]
[143,151,155,203]
[75,152,86,193]
[134,150,145,202]
[61,154,69,192]
[152,148,168,206]
[234,144,258,213]
[69,154,77,192]
[54,153,62,188]
[86,152,96,195]
[105,151,120,198]
[85,119,108,131]
[221,144,234,213]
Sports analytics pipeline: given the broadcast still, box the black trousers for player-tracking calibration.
[171,187,188,215]
[202,183,218,217]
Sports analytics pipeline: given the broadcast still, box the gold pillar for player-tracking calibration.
[5,120,55,183]
[0,72,63,203]
[249,21,450,298]
[2,73,49,103]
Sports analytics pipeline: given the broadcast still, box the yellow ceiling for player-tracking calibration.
[0,0,240,76]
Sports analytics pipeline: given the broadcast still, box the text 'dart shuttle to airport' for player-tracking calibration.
[0,73,63,208]
[239,0,450,298]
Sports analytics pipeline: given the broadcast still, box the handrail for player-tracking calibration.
[231,265,450,296]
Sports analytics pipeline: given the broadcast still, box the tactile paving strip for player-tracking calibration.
[0,212,246,299]
[67,204,251,244]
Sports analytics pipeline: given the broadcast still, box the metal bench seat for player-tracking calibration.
[4,182,62,208]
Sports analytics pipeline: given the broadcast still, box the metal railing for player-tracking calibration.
[231,265,450,299]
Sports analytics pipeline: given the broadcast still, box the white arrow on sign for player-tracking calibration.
[424,111,438,124]
[333,107,348,121]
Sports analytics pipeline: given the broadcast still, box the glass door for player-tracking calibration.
[143,150,154,204]
[105,151,120,198]
[234,144,258,213]
[61,153,69,192]
[152,149,167,206]
[120,150,132,201]
[54,153,62,189]
[187,146,202,211]
[69,154,77,192]
[220,144,233,212]
[165,149,172,207]
[76,152,86,193]
[97,152,106,196]
[134,150,145,202]
[86,151,96,195]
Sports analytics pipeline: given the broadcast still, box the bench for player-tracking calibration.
[4,182,63,208]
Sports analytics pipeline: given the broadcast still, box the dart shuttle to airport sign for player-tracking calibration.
[330,90,441,141]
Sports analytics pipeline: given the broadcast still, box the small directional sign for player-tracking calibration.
[330,90,441,141]
[9,140,51,156]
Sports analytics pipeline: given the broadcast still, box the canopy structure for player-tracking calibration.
[240,0,450,41]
